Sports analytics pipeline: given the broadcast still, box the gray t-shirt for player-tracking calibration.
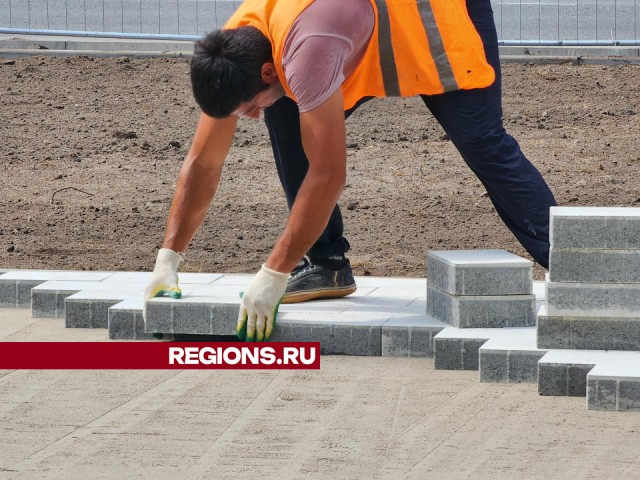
[281,0,375,112]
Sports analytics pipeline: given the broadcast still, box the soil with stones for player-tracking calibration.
[1,56,639,280]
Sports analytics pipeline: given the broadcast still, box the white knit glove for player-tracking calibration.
[237,264,288,342]
[143,248,184,301]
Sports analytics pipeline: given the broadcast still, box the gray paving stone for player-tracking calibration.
[618,381,640,411]
[31,290,65,318]
[587,380,618,410]
[434,327,537,372]
[586,353,640,411]
[65,291,131,329]
[462,338,487,370]
[550,206,640,250]
[434,337,463,370]
[427,285,535,328]
[381,315,446,358]
[172,303,214,335]
[1,279,47,308]
[271,323,382,356]
[537,305,640,351]
[144,302,173,333]
[427,249,532,296]
[144,296,238,335]
[65,299,92,328]
[269,311,391,356]
[478,329,545,383]
[549,249,640,283]
[479,349,547,384]
[0,279,18,308]
[108,299,169,340]
[546,278,640,317]
[433,336,491,371]
[537,350,607,396]
[479,352,509,382]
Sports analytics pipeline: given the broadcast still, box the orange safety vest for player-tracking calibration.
[224,0,495,111]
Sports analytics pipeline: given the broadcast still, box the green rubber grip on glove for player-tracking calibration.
[150,286,182,300]
[236,291,282,342]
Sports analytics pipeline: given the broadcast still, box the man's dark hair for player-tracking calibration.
[191,26,273,118]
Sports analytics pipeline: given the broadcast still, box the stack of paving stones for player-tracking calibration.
[427,250,540,380]
[538,207,640,410]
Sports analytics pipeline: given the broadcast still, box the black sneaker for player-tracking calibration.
[282,258,357,304]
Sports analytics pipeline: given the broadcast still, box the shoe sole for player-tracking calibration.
[281,285,357,304]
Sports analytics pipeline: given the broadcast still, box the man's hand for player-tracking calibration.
[237,265,289,342]
[143,248,184,300]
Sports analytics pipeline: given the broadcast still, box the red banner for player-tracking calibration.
[0,342,320,370]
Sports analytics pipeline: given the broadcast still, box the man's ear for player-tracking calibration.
[260,62,278,84]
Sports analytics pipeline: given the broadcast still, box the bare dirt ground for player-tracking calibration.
[1,56,639,278]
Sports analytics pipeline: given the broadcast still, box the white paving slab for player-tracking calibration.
[0,270,113,281]
[210,274,256,285]
[104,271,223,284]
[351,276,425,289]
[588,351,640,380]
[31,280,142,318]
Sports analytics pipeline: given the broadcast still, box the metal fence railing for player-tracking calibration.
[0,0,639,46]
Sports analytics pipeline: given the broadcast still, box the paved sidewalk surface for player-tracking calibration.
[1,309,639,479]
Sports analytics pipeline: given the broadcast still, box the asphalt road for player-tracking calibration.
[0,0,638,43]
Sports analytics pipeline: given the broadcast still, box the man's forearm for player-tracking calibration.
[162,157,221,253]
[266,170,345,273]
[161,113,237,253]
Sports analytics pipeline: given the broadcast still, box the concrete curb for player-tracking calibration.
[2,35,640,64]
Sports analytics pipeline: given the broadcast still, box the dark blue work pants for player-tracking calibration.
[263,0,557,268]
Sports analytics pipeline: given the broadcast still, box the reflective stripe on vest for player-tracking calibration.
[375,0,400,97]
[376,0,458,96]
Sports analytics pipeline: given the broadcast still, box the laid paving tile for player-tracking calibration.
[352,276,425,289]
[209,274,255,285]
[433,327,497,370]
[104,272,223,285]
[145,295,238,336]
[478,329,546,383]
[0,270,112,308]
[366,287,426,299]
[537,305,640,351]
[381,314,446,358]
[549,249,640,283]
[550,206,640,250]
[546,277,640,317]
[587,351,640,411]
[427,249,532,296]
[65,291,133,329]
[108,298,172,340]
[537,350,608,397]
[31,280,142,318]
[287,295,416,316]
[271,311,393,356]
[427,285,536,328]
